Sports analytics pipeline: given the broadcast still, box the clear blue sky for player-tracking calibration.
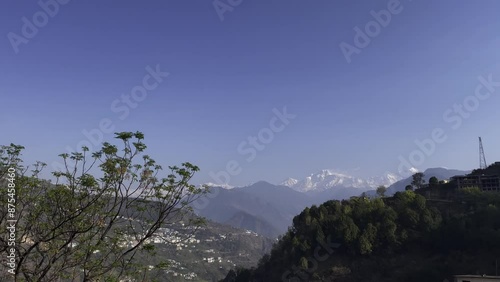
[2,0,500,186]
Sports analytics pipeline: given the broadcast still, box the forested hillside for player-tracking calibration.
[222,189,500,282]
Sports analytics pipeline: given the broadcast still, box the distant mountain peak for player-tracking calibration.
[280,177,297,185]
[313,169,349,178]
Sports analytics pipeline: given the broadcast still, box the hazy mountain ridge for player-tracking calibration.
[192,182,316,238]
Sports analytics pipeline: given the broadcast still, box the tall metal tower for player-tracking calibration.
[479,137,488,169]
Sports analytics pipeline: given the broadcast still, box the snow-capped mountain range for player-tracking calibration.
[281,169,402,193]
[203,168,412,193]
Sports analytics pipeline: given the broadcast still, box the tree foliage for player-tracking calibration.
[428,176,439,188]
[0,132,207,282]
[376,185,387,197]
[411,172,425,190]
[224,190,448,281]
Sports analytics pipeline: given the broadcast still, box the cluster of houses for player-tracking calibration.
[113,222,256,280]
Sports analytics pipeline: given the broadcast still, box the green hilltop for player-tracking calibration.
[222,174,500,282]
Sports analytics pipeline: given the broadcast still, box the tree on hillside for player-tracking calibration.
[405,185,414,191]
[411,172,425,190]
[0,132,207,282]
[429,176,439,188]
[376,185,387,197]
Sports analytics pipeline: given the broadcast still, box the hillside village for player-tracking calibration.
[116,218,272,281]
